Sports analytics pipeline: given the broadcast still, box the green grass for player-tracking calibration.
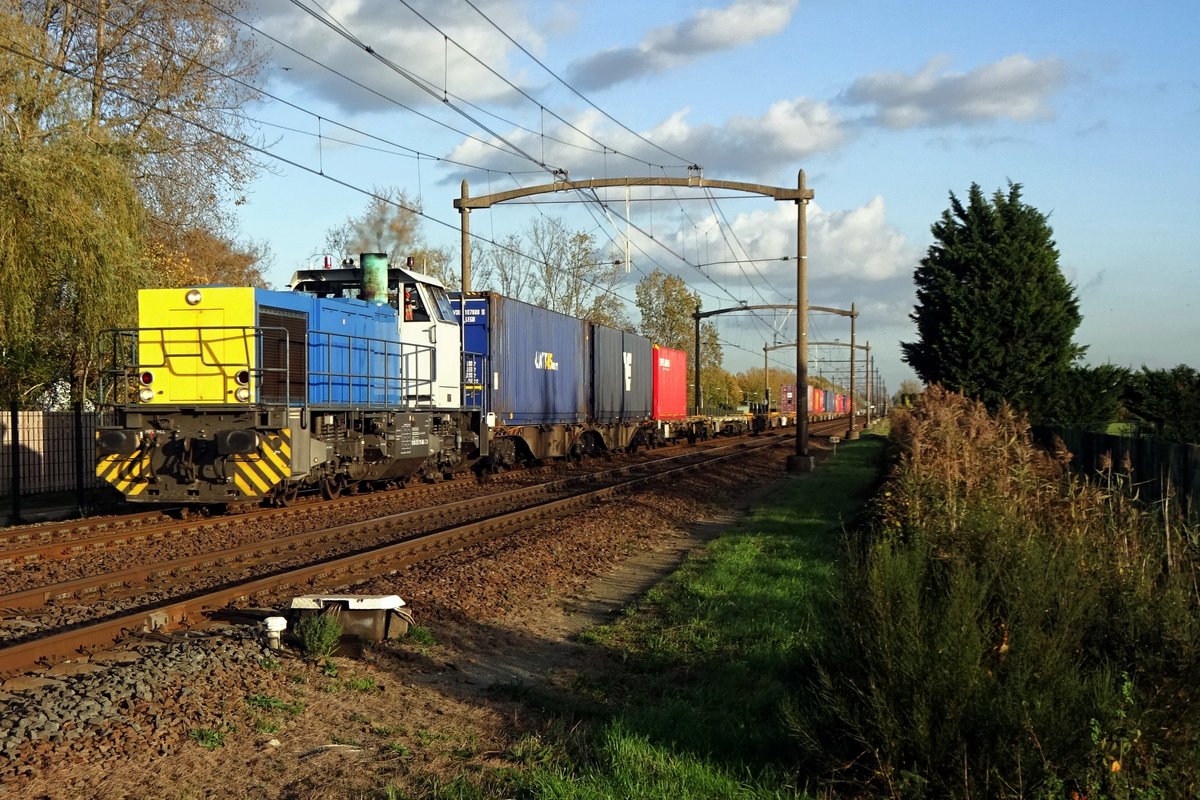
[495,435,886,799]
[246,693,304,715]
[188,727,227,749]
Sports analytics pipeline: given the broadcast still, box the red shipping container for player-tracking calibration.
[779,383,797,414]
[809,385,823,414]
[652,345,688,420]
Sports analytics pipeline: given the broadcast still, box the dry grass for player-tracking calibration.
[792,386,1200,799]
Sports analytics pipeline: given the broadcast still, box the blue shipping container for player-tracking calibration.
[454,292,589,425]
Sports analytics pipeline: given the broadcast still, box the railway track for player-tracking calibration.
[0,432,803,677]
[0,431,768,583]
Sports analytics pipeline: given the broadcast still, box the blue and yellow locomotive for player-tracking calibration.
[96,255,477,506]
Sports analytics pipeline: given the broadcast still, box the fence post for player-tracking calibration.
[74,401,86,516]
[9,400,20,525]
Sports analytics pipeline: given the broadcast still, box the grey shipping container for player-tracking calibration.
[453,292,589,425]
[590,323,653,423]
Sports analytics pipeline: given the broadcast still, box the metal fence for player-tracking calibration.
[1,402,105,499]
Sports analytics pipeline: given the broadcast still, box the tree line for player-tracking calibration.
[902,181,1199,444]
[0,0,270,406]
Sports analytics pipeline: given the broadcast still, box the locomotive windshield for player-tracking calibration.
[431,287,456,323]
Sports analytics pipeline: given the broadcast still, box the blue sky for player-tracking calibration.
[237,0,1200,394]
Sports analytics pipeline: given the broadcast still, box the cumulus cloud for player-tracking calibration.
[843,54,1068,128]
[636,197,918,308]
[675,198,920,369]
[252,0,541,114]
[567,0,797,91]
[443,100,847,185]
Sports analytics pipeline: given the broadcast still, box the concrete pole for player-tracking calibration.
[788,170,814,471]
[763,344,768,408]
[864,343,872,428]
[693,305,701,415]
[459,180,472,292]
[847,303,859,440]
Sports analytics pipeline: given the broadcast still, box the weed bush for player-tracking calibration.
[294,613,342,662]
[789,387,1200,798]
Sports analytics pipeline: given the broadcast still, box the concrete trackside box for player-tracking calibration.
[453,292,589,425]
[591,323,652,423]
[652,345,688,420]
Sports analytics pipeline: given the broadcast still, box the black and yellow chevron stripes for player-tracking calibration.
[226,428,292,497]
[96,447,153,497]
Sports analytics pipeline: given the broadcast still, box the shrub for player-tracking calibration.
[294,613,343,662]
[788,387,1200,798]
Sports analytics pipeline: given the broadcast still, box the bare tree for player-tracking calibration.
[473,216,630,327]
[472,233,531,299]
[320,188,464,284]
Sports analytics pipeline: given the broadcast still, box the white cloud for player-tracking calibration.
[696,198,918,286]
[253,0,541,114]
[809,198,918,281]
[642,100,847,176]
[441,98,846,185]
[567,0,798,90]
[844,54,1068,128]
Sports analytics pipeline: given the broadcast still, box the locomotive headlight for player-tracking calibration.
[138,387,155,403]
[139,371,154,385]
[234,387,251,402]
[184,288,202,305]
[235,369,250,385]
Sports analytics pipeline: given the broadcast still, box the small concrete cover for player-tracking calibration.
[288,594,405,610]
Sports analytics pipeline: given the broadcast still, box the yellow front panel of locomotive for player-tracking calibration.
[137,287,257,404]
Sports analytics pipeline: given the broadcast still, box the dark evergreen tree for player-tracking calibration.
[901,182,1082,418]
[1043,364,1129,431]
[1124,365,1200,444]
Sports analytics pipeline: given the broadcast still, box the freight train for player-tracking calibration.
[94,254,758,509]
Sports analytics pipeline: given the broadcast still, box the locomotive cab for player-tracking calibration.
[397,275,462,409]
[288,258,462,410]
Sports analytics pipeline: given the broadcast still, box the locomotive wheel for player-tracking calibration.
[272,484,299,507]
[321,477,342,500]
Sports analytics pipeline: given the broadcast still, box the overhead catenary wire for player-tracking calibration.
[237,0,803,359]
[283,0,556,175]
[457,0,696,168]
[18,2,823,378]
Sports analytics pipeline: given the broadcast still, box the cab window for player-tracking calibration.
[402,283,430,322]
[431,288,457,323]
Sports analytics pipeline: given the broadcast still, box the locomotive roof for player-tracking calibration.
[286,266,448,296]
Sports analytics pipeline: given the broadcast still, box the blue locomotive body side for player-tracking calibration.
[308,297,402,407]
[251,288,407,408]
